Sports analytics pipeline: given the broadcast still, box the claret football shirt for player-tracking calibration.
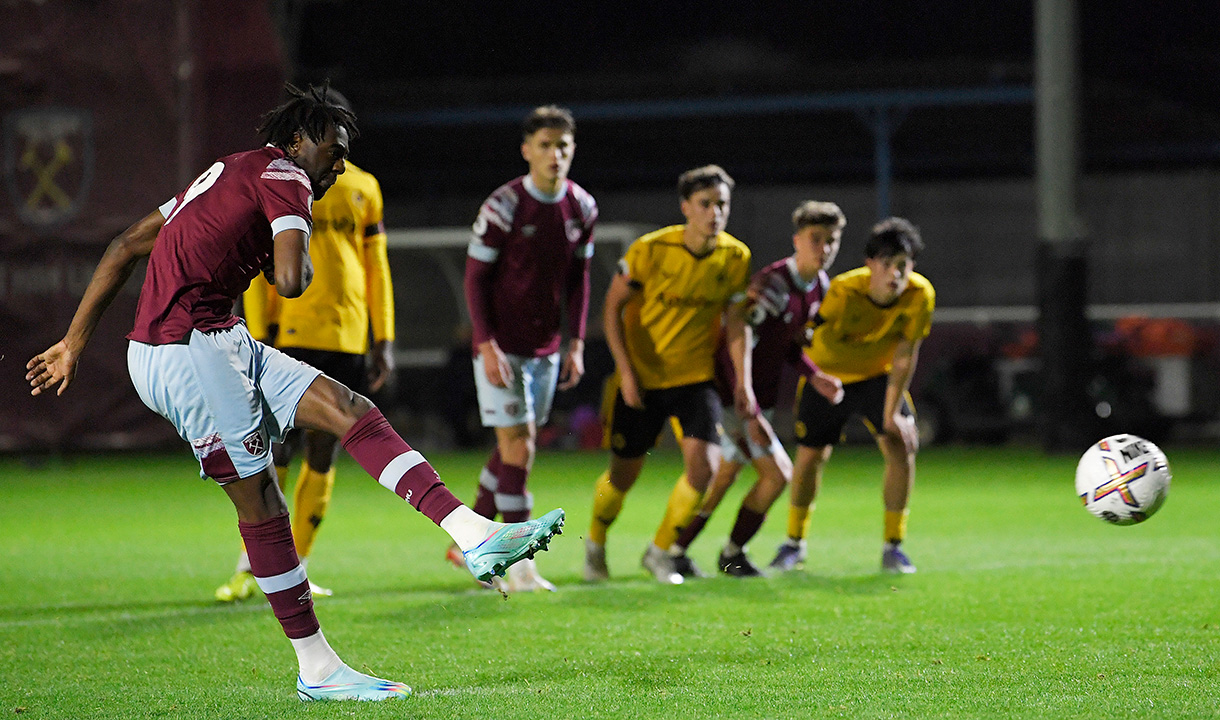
[129,146,313,345]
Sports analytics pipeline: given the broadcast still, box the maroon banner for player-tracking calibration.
[1,0,285,452]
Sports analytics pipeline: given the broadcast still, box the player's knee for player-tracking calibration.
[337,388,374,419]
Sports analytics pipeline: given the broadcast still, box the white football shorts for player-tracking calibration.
[473,350,560,428]
[127,324,322,483]
[720,407,784,466]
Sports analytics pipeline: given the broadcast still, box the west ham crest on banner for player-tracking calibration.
[3,107,94,228]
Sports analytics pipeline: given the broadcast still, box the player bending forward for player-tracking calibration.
[26,83,563,703]
[770,217,934,574]
[668,201,846,577]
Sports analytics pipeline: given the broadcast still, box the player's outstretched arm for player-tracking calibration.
[26,210,163,396]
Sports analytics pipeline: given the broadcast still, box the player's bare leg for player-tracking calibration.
[218,434,302,603]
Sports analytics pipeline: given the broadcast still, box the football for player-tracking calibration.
[1074,434,1171,525]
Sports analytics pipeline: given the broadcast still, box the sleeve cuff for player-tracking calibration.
[270,214,311,240]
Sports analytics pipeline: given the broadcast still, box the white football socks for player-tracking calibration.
[440,505,496,551]
[291,630,343,685]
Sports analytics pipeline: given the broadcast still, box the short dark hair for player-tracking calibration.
[257,81,359,151]
[677,164,735,199]
[523,105,575,139]
[865,217,924,259]
[792,200,846,232]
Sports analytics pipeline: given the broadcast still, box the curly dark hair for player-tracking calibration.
[256,81,359,151]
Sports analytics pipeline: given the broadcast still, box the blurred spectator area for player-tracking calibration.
[911,311,1220,447]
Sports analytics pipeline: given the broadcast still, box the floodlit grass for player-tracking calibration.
[2,444,1218,719]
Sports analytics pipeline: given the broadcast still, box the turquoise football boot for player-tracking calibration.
[296,664,411,702]
[463,508,565,583]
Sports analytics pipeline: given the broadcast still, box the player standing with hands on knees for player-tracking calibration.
[26,83,564,703]
[770,217,933,574]
[453,105,597,592]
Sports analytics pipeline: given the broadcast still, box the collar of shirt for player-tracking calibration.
[785,256,818,292]
[523,175,569,204]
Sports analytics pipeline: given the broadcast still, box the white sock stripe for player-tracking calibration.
[255,564,308,594]
[493,491,533,512]
[379,450,426,493]
[479,467,497,492]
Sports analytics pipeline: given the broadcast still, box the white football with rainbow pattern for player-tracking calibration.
[1075,434,1171,525]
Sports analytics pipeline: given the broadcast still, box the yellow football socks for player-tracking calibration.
[786,502,813,542]
[652,474,703,551]
[589,471,625,545]
[292,463,336,559]
[884,509,909,544]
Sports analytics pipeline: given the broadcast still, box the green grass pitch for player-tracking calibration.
[2,444,1217,719]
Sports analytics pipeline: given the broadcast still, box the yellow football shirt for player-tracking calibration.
[620,225,751,390]
[243,161,394,354]
[807,266,935,384]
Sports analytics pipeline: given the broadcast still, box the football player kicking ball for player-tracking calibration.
[668,201,847,577]
[216,88,396,603]
[770,217,934,574]
[26,83,563,702]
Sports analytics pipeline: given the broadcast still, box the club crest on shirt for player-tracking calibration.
[522,225,536,237]
[242,430,266,456]
[504,401,520,417]
[3,107,95,228]
[565,218,583,243]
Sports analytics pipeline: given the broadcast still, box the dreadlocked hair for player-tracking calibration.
[256,81,359,150]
